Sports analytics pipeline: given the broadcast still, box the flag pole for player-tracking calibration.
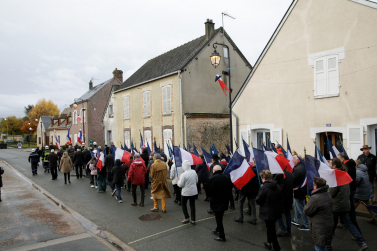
[304,147,310,200]
[251,147,261,187]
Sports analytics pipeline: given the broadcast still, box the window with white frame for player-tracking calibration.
[124,131,130,149]
[313,55,339,98]
[162,85,171,115]
[108,105,113,115]
[143,91,151,117]
[309,47,344,99]
[163,129,172,157]
[123,96,129,119]
[144,130,152,148]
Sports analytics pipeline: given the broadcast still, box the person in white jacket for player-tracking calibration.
[170,161,184,205]
[177,160,198,224]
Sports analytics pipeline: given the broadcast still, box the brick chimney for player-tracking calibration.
[89,80,93,90]
[205,19,215,41]
[112,68,123,82]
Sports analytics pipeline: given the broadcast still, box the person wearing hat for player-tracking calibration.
[28,148,40,175]
[209,154,225,177]
[47,149,59,180]
[357,145,377,203]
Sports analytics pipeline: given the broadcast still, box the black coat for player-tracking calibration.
[241,167,259,198]
[357,153,377,181]
[195,160,209,183]
[104,154,114,172]
[112,160,125,184]
[256,180,282,221]
[303,185,333,247]
[160,152,167,162]
[207,170,233,212]
[0,167,4,187]
[47,152,59,168]
[82,149,91,166]
[345,159,356,192]
[57,150,63,161]
[73,151,84,165]
[140,152,150,169]
[292,162,307,200]
[275,170,294,209]
[28,152,40,164]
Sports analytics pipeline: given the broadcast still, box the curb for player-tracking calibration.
[0,160,135,251]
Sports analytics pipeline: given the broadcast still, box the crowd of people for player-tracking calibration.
[26,142,376,251]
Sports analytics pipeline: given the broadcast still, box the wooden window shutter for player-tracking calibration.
[166,85,171,114]
[123,96,129,119]
[314,57,326,96]
[327,55,339,95]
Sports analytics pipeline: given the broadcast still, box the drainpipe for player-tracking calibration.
[178,70,184,146]
[228,107,239,147]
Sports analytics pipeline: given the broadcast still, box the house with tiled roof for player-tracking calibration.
[113,19,252,156]
[36,116,52,148]
[44,107,71,148]
[70,68,123,148]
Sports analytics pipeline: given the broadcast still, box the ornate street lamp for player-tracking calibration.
[210,42,233,152]
[210,49,221,68]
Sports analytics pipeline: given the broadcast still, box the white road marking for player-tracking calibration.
[127,210,238,245]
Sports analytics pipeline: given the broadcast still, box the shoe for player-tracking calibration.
[68,180,71,184]
[204,198,209,202]
[150,208,159,212]
[291,220,300,226]
[229,206,235,210]
[182,219,190,224]
[276,229,288,237]
[359,244,368,251]
[263,242,271,249]
[118,200,122,203]
[65,182,67,185]
[214,236,226,242]
[247,220,257,225]
[212,229,219,235]
[115,196,119,200]
[162,210,166,213]
[131,202,137,206]
[139,203,144,207]
[174,200,178,203]
[207,209,214,214]
[178,201,181,206]
[127,189,131,192]
[337,223,346,229]
[244,210,251,215]
[95,186,98,188]
[298,225,310,231]
[234,218,243,223]
[111,189,116,196]
[91,185,94,188]
[191,221,195,225]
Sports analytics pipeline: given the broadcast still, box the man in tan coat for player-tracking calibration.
[150,153,171,213]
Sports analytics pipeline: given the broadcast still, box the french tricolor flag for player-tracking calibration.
[215,75,231,95]
[286,137,294,172]
[201,147,212,171]
[173,146,203,167]
[54,131,61,150]
[253,148,290,175]
[77,129,83,144]
[115,147,131,163]
[305,155,352,188]
[96,151,105,171]
[224,150,256,190]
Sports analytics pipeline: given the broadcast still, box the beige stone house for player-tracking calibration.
[45,108,71,148]
[232,0,377,160]
[113,20,252,156]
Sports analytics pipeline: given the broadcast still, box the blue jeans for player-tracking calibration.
[370,180,374,201]
[277,206,291,232]
[97,174,107,191]
[314,245,327,251]
[333,212,366,247]
[293,198,309,228]
[115,183,122,200]
[106,173,115,190]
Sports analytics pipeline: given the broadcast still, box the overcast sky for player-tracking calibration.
[0,0,292,118]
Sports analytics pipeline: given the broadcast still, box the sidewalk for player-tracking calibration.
[0,161,117,251]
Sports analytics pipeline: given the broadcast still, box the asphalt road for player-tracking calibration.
[1,149,376,251]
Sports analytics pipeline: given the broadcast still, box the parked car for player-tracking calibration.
[5,140,16,144]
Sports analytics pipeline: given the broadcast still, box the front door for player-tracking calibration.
[320,132,343,160]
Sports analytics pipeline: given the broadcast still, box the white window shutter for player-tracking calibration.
[327,55,339,95]
[147,91,151,117]
[144,130,152,148]
[124,131,130,148]
[143,92,146,117]
[271,128,282,146]
[123,96,129,119]
[347,125,363,160]
[314,57,326,96]
[163,129,172,157]
[162,86,166,115]
[166,85,171,114]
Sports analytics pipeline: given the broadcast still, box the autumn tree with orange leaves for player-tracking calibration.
[28,99,60,121]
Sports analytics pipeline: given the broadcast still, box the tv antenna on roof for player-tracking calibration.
[221,12,236,45]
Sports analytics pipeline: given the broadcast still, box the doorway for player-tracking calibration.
[320,132,343,160]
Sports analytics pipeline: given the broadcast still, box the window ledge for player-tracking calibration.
[314,93,339,99]
[163,113,172,116]
[144,116,151,119]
